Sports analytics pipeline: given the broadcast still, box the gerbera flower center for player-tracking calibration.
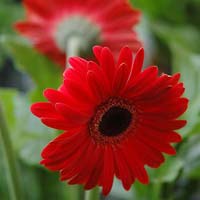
[90,98,136,145]
[54,15,101,56]
[99,106,132,137]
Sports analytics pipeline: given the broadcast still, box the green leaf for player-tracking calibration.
[148,156,183,183]
[0,88,56,166]
[0,140,10,200]
[179,135,200,178]
[132,182,161,200]
[152,24,200,55]
[39,171,77,200]
[1,37,62,93]
[19,138,52,166]
[130,0,187,24]
[19,162,42,200]
[0,4,23,34]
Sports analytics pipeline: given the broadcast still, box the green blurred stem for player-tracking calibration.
[85,187,100,200]
[66,36,82,68]
[151,183,161,200]
[65,185,85,200]
[0,103,22,200]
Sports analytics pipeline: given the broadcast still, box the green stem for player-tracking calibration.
[66,36,82,68]
[0,102,22,200]
[78,186,85,200]
[65,185,85,200]
[150,183,161,200]
[85,187,100,200]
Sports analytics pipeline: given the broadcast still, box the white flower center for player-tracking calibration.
[54,15,101,55]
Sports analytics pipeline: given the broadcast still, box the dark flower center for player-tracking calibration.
[99,106,132,137]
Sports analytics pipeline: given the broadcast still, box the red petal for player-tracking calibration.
[63,68,83,83]
[31,102,58,118]
[41,130,88,171]
[122,140,149,184]
[117,46,133,68]
[130,137,165,168]
[113,149,134,190]
[68,57,87,76]
[87,71,106,103]
[136,131,177,155]
[60,138,91,181]
[41,130,84,158]
[130,48,144,80]
[132,74,170,101]
[43,88,68,104]
[139,98,189,119]
[169,73,181,85]
[100,47,116,84]
[15,22,44,38]
[124,66,158,98]
[84,146,104,190]
[87,61,110,101]
[101,146,114,196]
[68,141,98,185]
[23,0,54,18]
[137,126,182,143]
[165,132,182,143]
[41,117,82,130]
[64,78,94,105]
[140,119,187,131]
[93,46,103,62]
[55,103,90,123]
[136,82,185,104]
[112,63,130,96]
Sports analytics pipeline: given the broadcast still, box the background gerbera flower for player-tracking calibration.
[31,46,188,195]
[15,0,141,67]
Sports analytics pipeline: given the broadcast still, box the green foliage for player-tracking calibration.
[0,142,9,200]
[2,37,61,83]
[179,135,200,178]
[0,3,23,34]
[1,36,62,100]
[131,0,200,26]
[0,89,56,166]
[0,0,23,69]
[132,181,161,200]
[131,0,188,24]
[19,163,42,200]
[149,156,183,183]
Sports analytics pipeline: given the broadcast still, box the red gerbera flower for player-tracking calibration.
[31,46,188,195]
[15,0,141,67]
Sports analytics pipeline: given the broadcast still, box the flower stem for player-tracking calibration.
[66,36,82,68]
[85,187,100,200]
[65,185,85,200]
[150,183,161,200]
[0,102,22,200]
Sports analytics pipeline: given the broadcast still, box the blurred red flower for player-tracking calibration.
[15,0,141,67]
[31,46,188,195]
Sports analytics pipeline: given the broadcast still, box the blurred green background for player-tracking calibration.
[0,0,200,199]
